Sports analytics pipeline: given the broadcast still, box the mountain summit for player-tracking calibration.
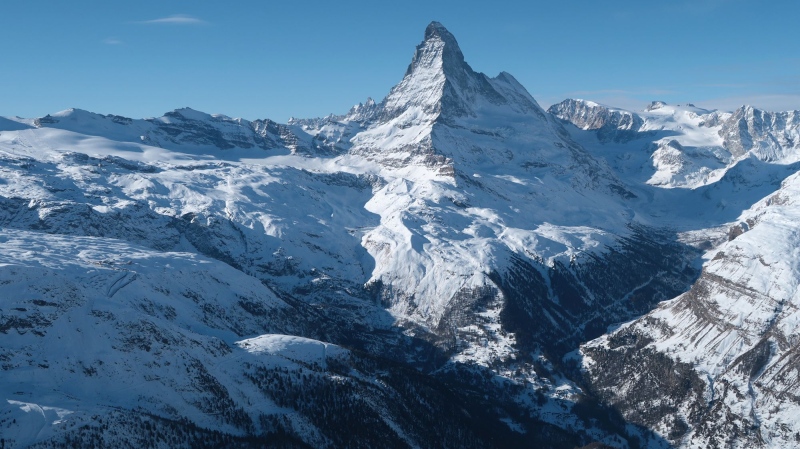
[350,20,610,188]
[405,21,466,77]
[382,21,539,122]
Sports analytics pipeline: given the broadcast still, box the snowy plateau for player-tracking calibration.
[1,21,800,448]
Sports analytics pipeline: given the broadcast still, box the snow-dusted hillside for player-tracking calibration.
[0,228,513,448]
[2,20,800,449]
[581,170,800,447]
[30,106,336,156]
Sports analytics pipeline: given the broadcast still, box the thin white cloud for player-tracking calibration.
[139,14,206,25]
[103,38,123,45]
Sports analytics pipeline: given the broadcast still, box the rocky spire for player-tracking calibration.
[403,21,467,77]
[383,21,512,120]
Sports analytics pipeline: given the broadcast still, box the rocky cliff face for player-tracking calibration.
[720,106,800,160]
[581,171,800,447]
[548,99,645,143]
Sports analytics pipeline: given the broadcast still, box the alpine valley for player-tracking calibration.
[1,22,799,448]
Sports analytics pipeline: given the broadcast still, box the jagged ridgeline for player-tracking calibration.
[2,21,800,449]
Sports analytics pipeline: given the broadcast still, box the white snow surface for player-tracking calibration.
[582,171,800,447]
[236,334,347,364]
[0,227,302,445]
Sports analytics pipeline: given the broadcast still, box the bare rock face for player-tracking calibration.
[646,101,668,111]
[548,99,645,143]
[720,106,800,160]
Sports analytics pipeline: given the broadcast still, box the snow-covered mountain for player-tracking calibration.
[2,21,800,448]
[550,99,800,190]
[31,107,317,154]
[553,99,800,447]
[580,170,800,447]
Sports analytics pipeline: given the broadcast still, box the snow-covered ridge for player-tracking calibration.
[721,105,800,160]
[23,106,339,156]
[382,21,541,122]
[548,98,644,142]
[237,334,347,364]
[551,99,800,189]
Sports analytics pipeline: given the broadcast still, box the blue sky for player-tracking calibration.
[2,0,798,120]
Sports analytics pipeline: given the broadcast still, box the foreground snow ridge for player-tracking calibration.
[236,334,347,364]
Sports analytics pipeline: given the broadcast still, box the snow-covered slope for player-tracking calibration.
[581,170,800,447]
[0,228,517,448]
[553,98,800,446]
[28,106,338,156]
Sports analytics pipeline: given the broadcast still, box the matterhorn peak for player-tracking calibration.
[381,21,539,122]
[424,21,454,41]
[401,21,468,80]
